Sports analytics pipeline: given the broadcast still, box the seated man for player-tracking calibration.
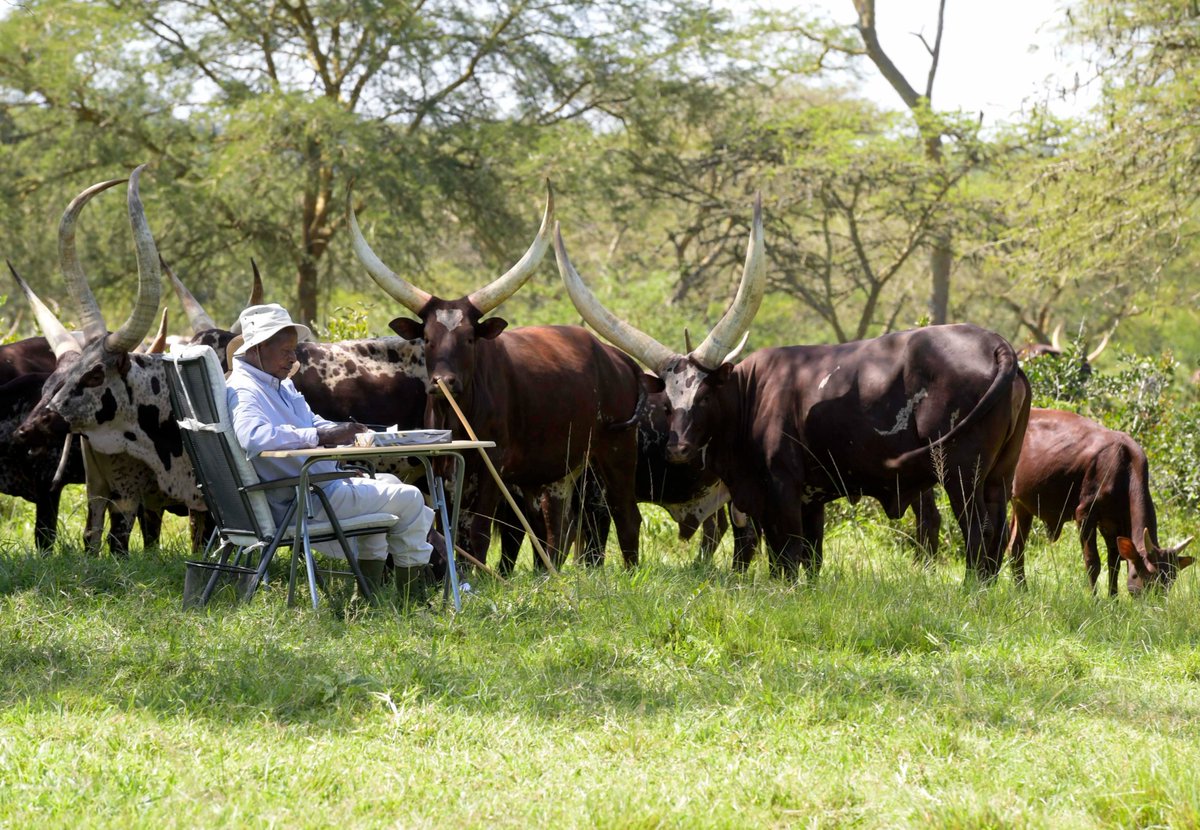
[226,303,433,601]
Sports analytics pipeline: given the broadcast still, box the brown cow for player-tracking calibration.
[557,197,1031,582]
[349,184,646,568]
[1007,408,1193,595]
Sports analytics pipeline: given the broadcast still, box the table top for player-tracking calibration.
[259,440,495,459]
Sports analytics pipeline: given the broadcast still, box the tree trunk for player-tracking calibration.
[928,234,951,324]
[297,258,320,326]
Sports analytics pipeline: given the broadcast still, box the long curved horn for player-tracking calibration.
[8,260,81,359]
[106,165,162,353]
[466,181,555,314]
[692,193,767,370]
[1087,324,1115,363]
[249,259,264,306]
[146,307,169,354]
[722,329,751,365]
[1050,322,1064,352]
[162,255,217,334]
[60,176,126,342]
[347,187,432,314]
[52,434,74,489]
[555,222,676,373]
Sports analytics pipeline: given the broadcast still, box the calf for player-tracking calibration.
[1008,408,1193,595]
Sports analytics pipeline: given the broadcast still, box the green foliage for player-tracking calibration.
[320,304,374,342]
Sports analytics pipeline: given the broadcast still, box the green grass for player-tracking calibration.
[1,491,1200,828]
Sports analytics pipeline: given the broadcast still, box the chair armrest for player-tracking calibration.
[243,471,359,493]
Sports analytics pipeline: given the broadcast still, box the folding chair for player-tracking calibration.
[162,345,398,608]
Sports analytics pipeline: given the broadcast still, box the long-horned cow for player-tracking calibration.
[16,169,209,548]
[1008,408,1193,595]
[349,185,646,567]
[557,197,1031,581]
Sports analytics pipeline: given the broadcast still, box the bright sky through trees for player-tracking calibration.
[729,0,1098,124]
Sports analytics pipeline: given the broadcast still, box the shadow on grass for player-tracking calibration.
[1,546,1200,735]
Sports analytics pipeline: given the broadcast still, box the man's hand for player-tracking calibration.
[317,422,369,447]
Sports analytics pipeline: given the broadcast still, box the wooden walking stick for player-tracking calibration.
[436,379,558,575]
[454,543,507,584]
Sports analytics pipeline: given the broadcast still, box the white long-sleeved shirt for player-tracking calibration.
[226,358,341,495]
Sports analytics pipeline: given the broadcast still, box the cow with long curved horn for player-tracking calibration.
[7,263,156,555]
[558,194,1031,583]
[17,167,204,554]
[349,181,647,569]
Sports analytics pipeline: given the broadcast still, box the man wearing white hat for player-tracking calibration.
[226,303,434,601]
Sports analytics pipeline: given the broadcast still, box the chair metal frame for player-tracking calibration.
[163,345,398,607]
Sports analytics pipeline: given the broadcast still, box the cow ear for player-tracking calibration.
[1118,536,1155,574]
[711,363,735,384]
[389,317,424,341]
[1116,536,1140,564]
[477,317,507,340]
[114,351,131,376]
[640,374,665,394]
[1178,556,1194,570]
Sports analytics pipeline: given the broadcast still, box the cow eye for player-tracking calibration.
[79,366,106,389]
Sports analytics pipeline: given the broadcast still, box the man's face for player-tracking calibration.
[255,328,299,380]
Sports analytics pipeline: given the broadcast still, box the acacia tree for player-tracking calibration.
[605,75,988,343]
[957,0,1200,348]
[0,0,729,324]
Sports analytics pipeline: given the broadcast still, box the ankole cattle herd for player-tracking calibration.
[0,168,1192,595]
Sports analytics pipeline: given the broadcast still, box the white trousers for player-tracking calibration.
[310,473,434,566]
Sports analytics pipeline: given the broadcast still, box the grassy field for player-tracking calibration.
[2,491,1200,828]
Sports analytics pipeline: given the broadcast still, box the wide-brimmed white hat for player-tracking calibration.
[232,304,313,356]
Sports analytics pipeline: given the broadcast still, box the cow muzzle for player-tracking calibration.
[17,409,70,443]
[666,438,698,465]
[429,373,462,397]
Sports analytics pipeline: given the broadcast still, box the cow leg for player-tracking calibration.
[760,502,807,580]
[1101,530,1122,598]
[189,510,213,554]
[591,440,641,569]
[574,472,611,568]
[83,499,106,556]
[538,475,588,569]
[464,482,503,568]
[979,479,1009,581]
[138,506,163,550]
[1007,506,1034,588]
[694,508,728,566]
[798,503,825,580]
[947,476,1003,582]
[912,488,941,564]
[106,507,136,557]
[494,502,526,576]
[33,491,62,552]
[730,507,759,572]
[1080,524,1102,594]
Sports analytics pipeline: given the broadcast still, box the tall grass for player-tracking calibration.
[0,492,1199,827]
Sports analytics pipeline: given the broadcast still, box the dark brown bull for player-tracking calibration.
[349,185,646,568]
[557,197,1031,581]
[1008,408,1193,595]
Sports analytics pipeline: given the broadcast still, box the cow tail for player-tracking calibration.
[883,341,1019,472]
[608,381,646,431]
